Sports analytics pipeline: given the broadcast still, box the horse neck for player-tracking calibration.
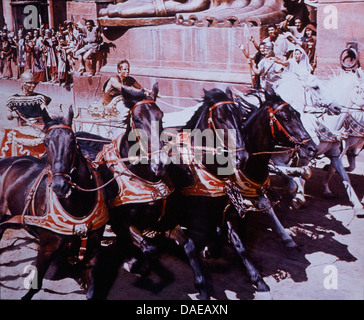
[119,131,157,182]
[243,107,274,183]
[57,151,97,217]
[189,113,224,178]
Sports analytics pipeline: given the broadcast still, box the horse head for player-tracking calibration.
[305,75,342,115]
[185,87,248,177]
[42,106,77,199]
[275,72,342,116]
[263,92,318,160]
[121,82,168,180]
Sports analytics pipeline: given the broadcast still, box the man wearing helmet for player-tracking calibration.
[6,70,51,126]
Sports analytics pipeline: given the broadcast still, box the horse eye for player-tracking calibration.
[133,117,142,124]
[281,113,290,121]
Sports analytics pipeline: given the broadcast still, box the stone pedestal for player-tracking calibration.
[99,24,262,110]
[316,0,364,77]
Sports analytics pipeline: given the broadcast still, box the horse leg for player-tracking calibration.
[109,212,148,275]
[167,224,209,300]
[202,226,224,259]
[266,206,297,248]
[345,152,357,172]
[22,233,63,300]
[79,230,104,299]
[330,156,364,211]
[322,162,336,198]
[226,220,270,293]
[290,177,307,209]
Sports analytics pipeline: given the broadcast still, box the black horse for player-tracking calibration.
[162,88,254,291]
[168,90,317,297]
[0,107,108,299]
[77,83,211,299]
[235,91,318,243]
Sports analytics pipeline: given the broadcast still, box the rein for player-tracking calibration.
[128,99,160,160]
[268,103,311,145]
[250,103,311,156]
[207,100,246,155]
[46,124,78,183]
[45,123,120,193]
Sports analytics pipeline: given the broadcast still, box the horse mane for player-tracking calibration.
[183,88,230,129]
[242,90,283,129]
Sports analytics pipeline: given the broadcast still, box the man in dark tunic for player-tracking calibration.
[6,70,51,126]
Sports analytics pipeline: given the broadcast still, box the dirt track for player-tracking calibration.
[1,152,363,300]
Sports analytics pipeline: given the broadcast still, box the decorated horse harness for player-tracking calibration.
[0,124,109,261]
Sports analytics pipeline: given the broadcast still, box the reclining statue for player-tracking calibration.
[99,0,285,27]
[99,0,211,18]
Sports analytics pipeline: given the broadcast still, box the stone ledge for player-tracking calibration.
[101,65,251,84]
[98,17,175,27]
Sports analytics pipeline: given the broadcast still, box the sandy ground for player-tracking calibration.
[0,79,363,301]
[0,147,363,301]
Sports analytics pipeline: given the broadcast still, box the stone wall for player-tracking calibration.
[316,0,364,77]
[100,24,261,109]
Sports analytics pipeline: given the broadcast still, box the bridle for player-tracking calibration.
[268,102,311,146]
[45,124,78,184]
[303,83,337,116]
[207,101,235,130]
[128,99,161,162]
[207,100,246,155]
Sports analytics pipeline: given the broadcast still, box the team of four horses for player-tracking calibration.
[0,69,363,300]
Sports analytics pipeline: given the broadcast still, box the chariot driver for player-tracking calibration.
[102,59,145,106]
[86,59,151,138]
[6,70,51,127]
[90,59,151,119]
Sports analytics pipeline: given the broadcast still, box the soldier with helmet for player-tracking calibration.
[6,70,51,126]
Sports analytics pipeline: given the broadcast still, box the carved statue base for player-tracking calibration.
[98,0,285,28]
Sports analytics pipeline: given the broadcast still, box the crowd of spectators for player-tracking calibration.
[0,19,104,87]
[241,0,318,90]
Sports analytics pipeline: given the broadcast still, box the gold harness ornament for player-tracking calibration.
[231,170,270,198]
[344,113,364,138]
[174,131,226,197]
[0,166,109,261]
[22,167,109,237]
[96,134,173,208]
[176,131,269,198]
